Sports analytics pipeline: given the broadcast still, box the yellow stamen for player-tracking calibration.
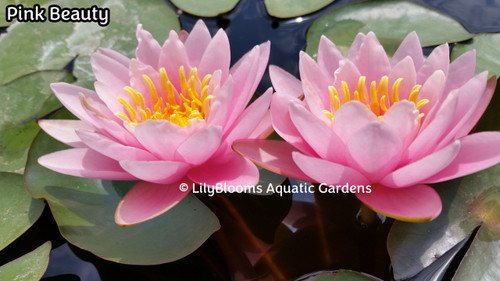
[115,66,212,127]
[323,76,428,123]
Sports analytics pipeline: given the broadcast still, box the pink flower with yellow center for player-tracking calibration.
[234,32,500,222]
[38,21,271,226]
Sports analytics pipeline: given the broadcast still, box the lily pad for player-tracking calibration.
[0,0,180,86]
[170,0,239,17]
[0,242,51,281]
[303,270,378,281]
[24,109,220,264]
[306,0,472,57]
[0,172,45,251]
[0,0,52,27]
[387,78,500,280]
[264,0,335,18]
[451,33,500,78]
[0,71,73,173]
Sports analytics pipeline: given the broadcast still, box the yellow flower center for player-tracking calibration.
[323,76,429,121]
[115,66,212,127]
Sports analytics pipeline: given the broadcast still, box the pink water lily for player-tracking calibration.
[38,20,271,226]
[234,32,500,222]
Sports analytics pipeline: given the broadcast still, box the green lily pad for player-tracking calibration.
[0,172,45,251]
[0,0,52,27]
[303,270,378,281]
[0,241,51,281]
[264,0,335,18]
[170,0,239,17]
[0,71,73,173]
[451,33,500,78]
[24,109,220,264]
[0,0,180,86]
[306,0,472,58]
[388,78,500,280]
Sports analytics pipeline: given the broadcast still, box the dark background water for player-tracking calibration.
[1,0,500,280]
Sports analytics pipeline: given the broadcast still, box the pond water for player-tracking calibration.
[1,0,499,280]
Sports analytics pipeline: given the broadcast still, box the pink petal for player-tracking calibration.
[120,159,191,184]
[332,59,362,104]
[269,65,302,98]
[187,152,259,187]
[223,88,272,147]
[380,101,419,149]
[354,32,391,83]
[38,119,91,148]
[381,140,460,187]
[388,56,417,101]
[135,25,161,69]
[184,20,212,66]
[76,129,157,161]
[94,81,131,115]
[158,30,192,90]
[198,29,230,82]
[115,180,191,226]
[426,132,500,183]
[406,92,458,162]
[356,184,442,222]
[248,111,273,139]
[417,44,449,84]
[444,50,476,94]
[455,76,497,138]
[227,42,270,128]
[289,102,345,163]
[345,121,402,182]
[232,139,314,182]
[416,70,446,117]
[332,101,378,143]
[127,59,164,108]
[207,75,233,128]
[50,83,101,125]
[317,35,344,75]
[436,72,488,149]
[38,148,136,180]
[391,31,424,69]
[270,93,316,155]
[134,119,190,160]
[292,151,369,185]
[175,125,222,165]
[347,33,366,61]
[98,47,130,68]
[91,50,129,90]
[299,51,331,109]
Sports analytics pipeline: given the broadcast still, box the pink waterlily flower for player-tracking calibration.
[234,32,500,222]
[38,20,271,226]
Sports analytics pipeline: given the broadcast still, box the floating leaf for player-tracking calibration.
[0,0,180,86]
[303,270,378,281]
[306,0,472,57]
[170,0,239,17]
[264,0,335,18]
[388,78,500,280]
[451,33,500,78]
[0,242,51,281]
[0,0,52,27]
[0,172,45,251]
[24,109,220,264]
[0,71,73,173]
